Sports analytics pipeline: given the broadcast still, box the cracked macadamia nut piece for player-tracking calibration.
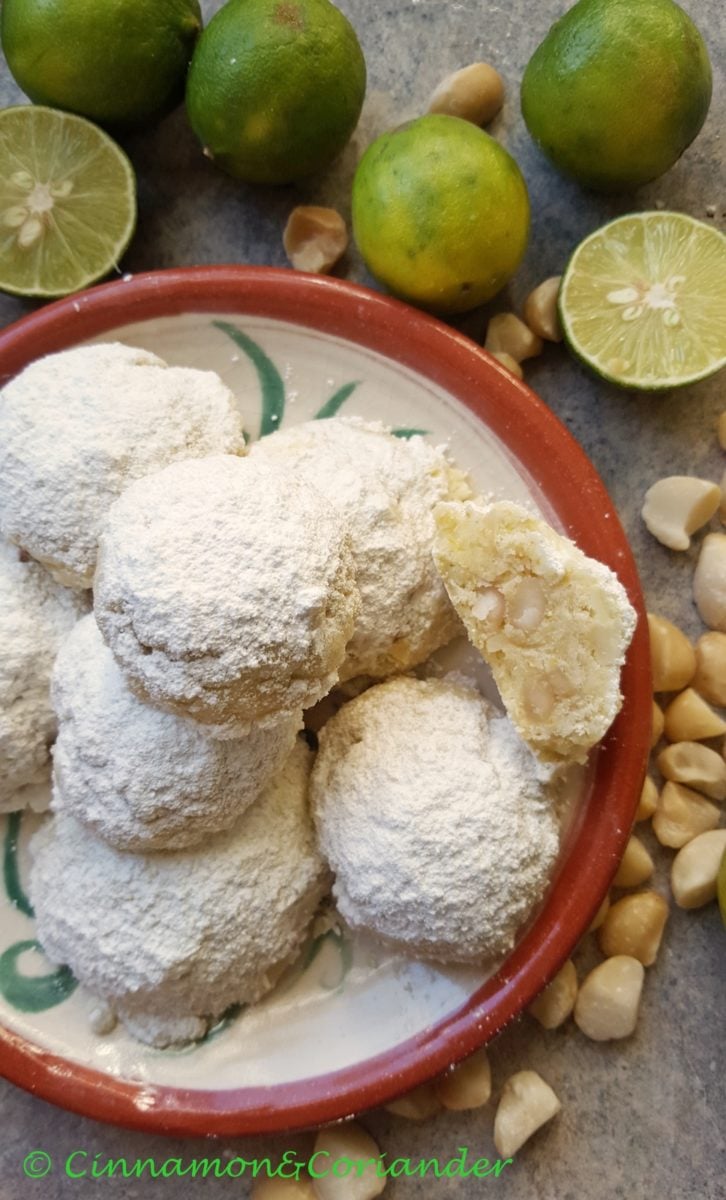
[494,1070,561,1157]
[30,742,328,1048]
[694,533,726,630]
[491,351,524,379]
[485,313,543,363]
[251,418,469,680]
[94,455,359,735]
[574,956,644,1041]
[647,613,695,692]
[670,829,726,908]
[0,540,88,813]
[435,1048,492,1110]
[433,499,637,763]
[528,959,578,1029]
[51,616,301,851]
[311,676,560,963]
[641,476,720,551]
[523,277,563,342]
[0,343,247,588]
[693,631,726,706]
[427,62,505,126]
[283,205,348,273]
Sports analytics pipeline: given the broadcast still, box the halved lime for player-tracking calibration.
[559,212,726,390]
[0,106,136,298]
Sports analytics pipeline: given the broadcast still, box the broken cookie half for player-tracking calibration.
[433,499,637,764]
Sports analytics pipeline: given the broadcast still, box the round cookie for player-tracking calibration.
[433,499,637,763]
[251,418,471,679]
[0,540,87,813]
[30,741,329,1047]
[51,615,302,851]
[94,454,359,735]
[311,675,561,963]
[0,342,247,588]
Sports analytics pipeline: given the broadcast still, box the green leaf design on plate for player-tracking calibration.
[302,928,353,991]
[314,381,360,420]
[1,814,77,1013]
[3,812,33,918]
[0,940,77,1013]
[213,320,286,438]
[392,427,429,439]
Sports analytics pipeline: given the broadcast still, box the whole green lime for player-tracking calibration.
[1,0,202,128]
[186,0,366,185]
[352,115,530,314]
[521,0,712,191]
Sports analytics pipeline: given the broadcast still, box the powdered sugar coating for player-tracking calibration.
[312,676,560,963]
[51,616,301,851]
[0,342,247,588]
[30,741,329,1047]
[0,540,87,813]
[251,418,470,679]
[94,455,359,735]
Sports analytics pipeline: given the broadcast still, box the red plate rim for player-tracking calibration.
[0,265,651,1137]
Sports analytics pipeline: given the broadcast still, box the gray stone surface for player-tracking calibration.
[0,1,724,1197]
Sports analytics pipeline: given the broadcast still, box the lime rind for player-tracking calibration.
[0,106,136,299]
[559,212,726,391]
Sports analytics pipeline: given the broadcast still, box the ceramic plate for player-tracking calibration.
[0,268,650,1135]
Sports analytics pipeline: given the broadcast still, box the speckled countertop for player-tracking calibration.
[0,2,724,1197]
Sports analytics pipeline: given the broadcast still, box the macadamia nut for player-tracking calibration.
[693,631,726,706]
[493,1071,561,1157]
[641,476,720,551]
[647,613,695,692]
[694,534,726,630]
[588,893,610,932]
[435,1048,492,1110]
[311,1124,385,1200]
[485,313,543,363]
[612,835,655,888]
[528,960,578,1029]
[523,277,563,342]
[283,206,348,274]
[636,775,658,822]
[663,689,726,742]
[671,829,726,909]
[491,351,524,379]
[598,892,669,966]
[574,956,645,1041]
[652,781,720,848]
[657,741,726,801]
[385,1083,441,1120]
[428,62,505,126]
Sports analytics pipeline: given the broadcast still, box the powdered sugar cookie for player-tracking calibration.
[30,741,328,1047]
[312,676,560,963]
[433,499,637,763]
[0,540,87,813]
[94,455,359,735]
[0,342,247,588]
[251,418,470,679]
[51,616,301,851]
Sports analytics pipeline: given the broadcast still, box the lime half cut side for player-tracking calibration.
[0,106,136,298]
[559,212,726,391]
